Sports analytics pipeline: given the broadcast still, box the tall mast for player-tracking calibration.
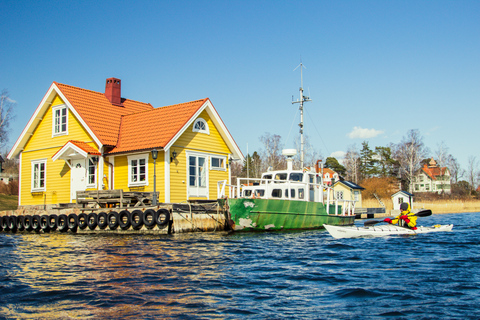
[292,63,311,169]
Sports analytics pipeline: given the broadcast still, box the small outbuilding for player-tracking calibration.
[333,180,365,208]
[391,191,414,210]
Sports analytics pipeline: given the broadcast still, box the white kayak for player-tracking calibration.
[324,224,454,239]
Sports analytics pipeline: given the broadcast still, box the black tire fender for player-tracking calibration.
[87,212,98,231]
[48,214,58,231]
[78,213,88,230]
[40,215,50,232]
[119,210,131,230]
[1,216,9,231]
[107,211,119,230]
[97,212,108,230]
[57,214,69,232]
[131,210,144,230]
[16,216,25,232]
[156,209,170,229]
[24,215,33,232]
[143,209,157,229]
[8,216,17,233]
[68,213,78,232]
[32,215,42,232]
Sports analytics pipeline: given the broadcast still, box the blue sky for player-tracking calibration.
[1,0,479,172]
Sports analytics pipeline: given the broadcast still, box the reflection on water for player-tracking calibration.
[1,213,480,319]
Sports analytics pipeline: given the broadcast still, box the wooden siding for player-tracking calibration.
[20,94,100,205]
[170,110,231,202]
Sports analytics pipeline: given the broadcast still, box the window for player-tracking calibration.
[128,154,148,186]
[289,173,303,182]
[354,190,360,201]
[87,158,97,187]
[298,188,305,199]
[52,105,68,136]
[287,189,296,198]
[192,118,209,134]
[32,160,46,192]
[274,173,287,182]
[211,156,226,170]
[272,189,282,198]
[336,191,344,200]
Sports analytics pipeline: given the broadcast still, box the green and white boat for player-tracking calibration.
[218,65,356,231]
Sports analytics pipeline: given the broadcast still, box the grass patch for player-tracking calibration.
[0,194,18,210]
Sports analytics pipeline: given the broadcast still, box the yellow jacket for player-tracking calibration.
[391,203,417,228]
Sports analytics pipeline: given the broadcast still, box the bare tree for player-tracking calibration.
[344,144,361,183]
[394,129,429,193]
[259,133,285,171]
[447,155,463,185]
[466,156,479,193]
[0,89,16,148]
[294,134,322,169]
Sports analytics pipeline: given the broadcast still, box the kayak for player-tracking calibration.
[324,223,454,239]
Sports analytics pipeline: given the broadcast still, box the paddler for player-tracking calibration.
[384,202,417,230]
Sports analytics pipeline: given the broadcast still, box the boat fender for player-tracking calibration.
[119,210,131,230]
[32,215,42,232]
[155,209,170,229]
[77,213,88,230]
[57,214,69,232]
[8,216,17,233]
[131,210,144,230]
[107,211,119,230]
[40,215,50,232]
[1,216,9,231]
[48,214,58,231]
[87,212,98,231]
[24,215,33,232]
[67,213,78,232]
[97,212,108,230]
[16,216,25,232]
[143,209,156,229]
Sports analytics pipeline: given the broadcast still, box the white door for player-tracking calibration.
[188,154,208,198]
[71,159,86,200]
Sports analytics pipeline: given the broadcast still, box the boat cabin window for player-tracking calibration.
[271,189,282,198]
[289,173,303,182]
[309,174,315,184]
[298,188,305,199]
[244,190,252,197]
[286,189,296,198]
[255,189,265,197]
[316,175,322,184]
[274,173,287,182]
[262,174,272,180]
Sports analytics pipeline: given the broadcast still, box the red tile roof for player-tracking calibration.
[55,82,154,147]
[69,140,102,155]
[421,164,448,180]
[109,99,208,154]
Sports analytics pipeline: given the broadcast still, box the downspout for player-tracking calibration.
[102,148,114,190]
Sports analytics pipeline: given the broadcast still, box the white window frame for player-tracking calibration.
[192,118,210,135]
[31,159,47,192]
[52,105,68,137]
[86,157,97,188]
[210,155,226,171]
[336,191,344,200]
[128,154,149,187]
[186,151,209,198]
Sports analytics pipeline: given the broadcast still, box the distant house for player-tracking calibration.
[391,191,414,210]
[333,180,365,208]
[413,158,451,194]
[7,78,243,208]
[323,168,339,186]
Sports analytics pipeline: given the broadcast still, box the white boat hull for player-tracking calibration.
[324,224,454,239]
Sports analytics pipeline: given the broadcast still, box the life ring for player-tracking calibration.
[16,216,25,232]
[155,209,170,229]
[57,214,69,232]
[107,211,119,230]
[32,215,42,232]
[142,209,156,229]
[40,215,50,232]
[48,215,58,231]
[8,216,17,233]
[119,210,131,230]
[87,212,98,231]
[24,215,33,232]
[68,213,78,232]
[77,213,88,230]
[97,212,108,230]
[130,210,144,230]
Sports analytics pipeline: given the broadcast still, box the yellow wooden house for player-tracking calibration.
[8,78,243,208]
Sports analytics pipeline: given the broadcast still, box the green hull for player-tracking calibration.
[225,198,355,231]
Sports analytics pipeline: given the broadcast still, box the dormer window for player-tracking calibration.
[52,105,68,136]
[193,118,209,134]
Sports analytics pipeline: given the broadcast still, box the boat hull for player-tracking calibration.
[324,224,454,239]
[225,198,355,231]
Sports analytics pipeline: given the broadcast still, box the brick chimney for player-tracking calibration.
[105,78,122,106]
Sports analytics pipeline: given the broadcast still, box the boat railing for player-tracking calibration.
[217,180,238,199]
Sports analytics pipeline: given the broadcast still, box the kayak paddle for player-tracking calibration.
[363,209,433,227]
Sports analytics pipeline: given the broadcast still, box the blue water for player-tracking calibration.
[1,212,479,319]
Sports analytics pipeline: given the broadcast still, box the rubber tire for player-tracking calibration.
[107,211,119,230]
[68,213,78,232]
[87,212,98,230]
[24,215,33,232]
[48,214,58,231]
[96,212,108,230]
[1,216,10,231]
[32,215,42,232]
[131,210,144,230]
[57,214,69,232]
[119,210,131,230]
[16,216,25,232]
[78,213,88,230]
[40,215,50,232]
[156,209,170,229]
[8,216,17,233]
[143,209,156,229]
